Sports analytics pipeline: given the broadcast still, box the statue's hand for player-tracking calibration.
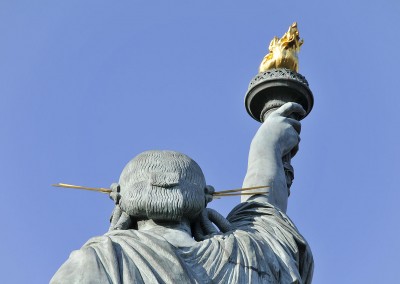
[259,102,305,157]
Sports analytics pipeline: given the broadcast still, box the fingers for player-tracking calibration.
[109,206,132,231]
[286,117,301,134]
[114,211,132,230]
[109,205,122,231]
[274,102,306,118]
[280,124,301,157]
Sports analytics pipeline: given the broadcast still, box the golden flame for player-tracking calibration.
[259,22,303,73]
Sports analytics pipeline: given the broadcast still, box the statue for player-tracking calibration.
[51,23,314,284]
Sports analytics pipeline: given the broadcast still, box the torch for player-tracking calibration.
[244,22,314,190]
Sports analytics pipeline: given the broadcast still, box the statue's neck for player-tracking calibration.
[137,219,195,247]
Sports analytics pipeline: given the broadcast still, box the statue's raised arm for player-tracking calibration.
[242,102,306,212]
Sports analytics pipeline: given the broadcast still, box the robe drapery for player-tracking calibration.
[51,200,313,283]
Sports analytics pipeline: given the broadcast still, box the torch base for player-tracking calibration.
[245,68,314,122]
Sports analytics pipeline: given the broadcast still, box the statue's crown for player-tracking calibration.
[259,22,303,73]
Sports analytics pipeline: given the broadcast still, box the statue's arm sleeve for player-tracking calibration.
[227,200,314,283]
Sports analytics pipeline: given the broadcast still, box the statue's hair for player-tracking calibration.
[111,150,233,240]
[118,150,207,221]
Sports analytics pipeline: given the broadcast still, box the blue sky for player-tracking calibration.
[1,1,399,283]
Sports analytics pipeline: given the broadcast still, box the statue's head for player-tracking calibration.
[117,150,207,222]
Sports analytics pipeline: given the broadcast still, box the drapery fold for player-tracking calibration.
[51,201,313,284]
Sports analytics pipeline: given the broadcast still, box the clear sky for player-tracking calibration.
[1,1,399,283]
